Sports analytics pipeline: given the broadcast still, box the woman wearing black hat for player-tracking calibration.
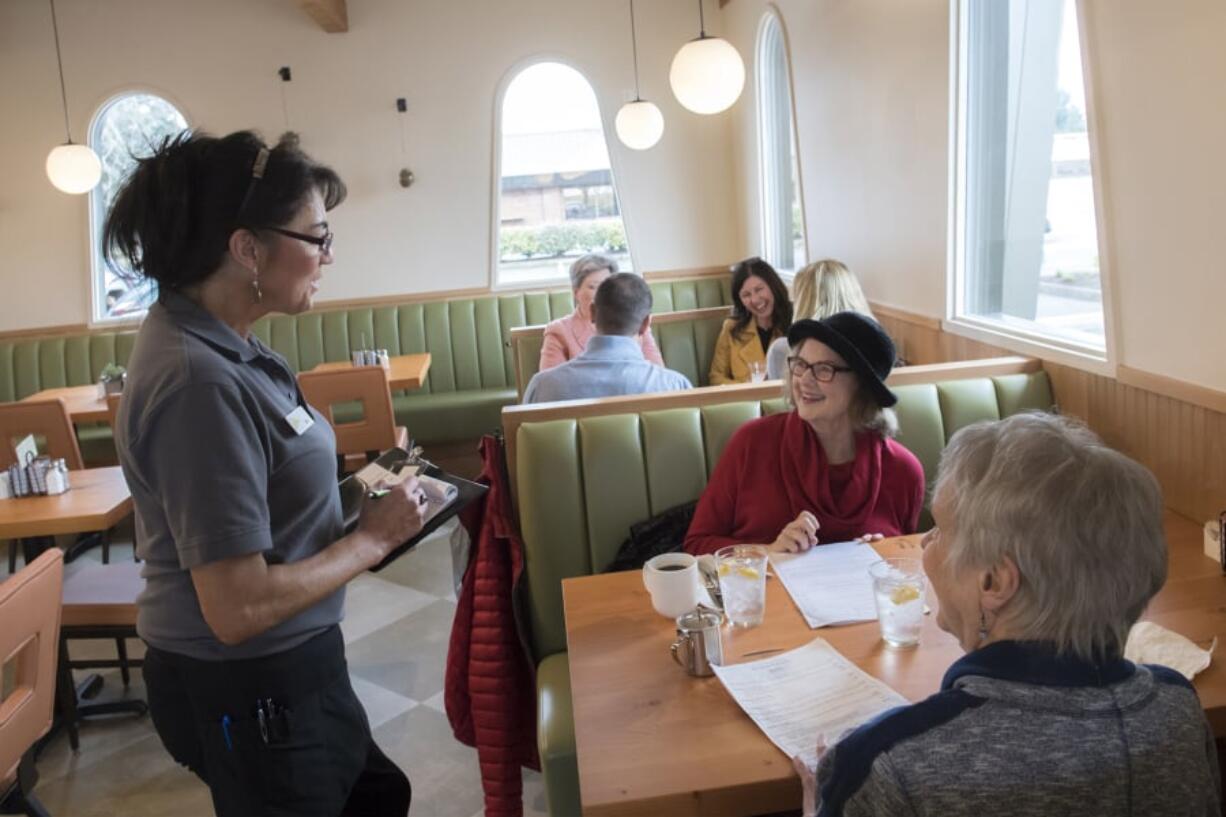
[684,312,924,555]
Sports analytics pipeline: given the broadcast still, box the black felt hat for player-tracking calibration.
[786,312,898,408]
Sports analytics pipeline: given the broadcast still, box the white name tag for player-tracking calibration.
[285,406,315,435]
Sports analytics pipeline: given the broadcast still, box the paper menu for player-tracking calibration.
[712,637,907,770]
[770,541,883,629]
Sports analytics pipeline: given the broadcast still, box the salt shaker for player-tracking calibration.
[45,461,66,495]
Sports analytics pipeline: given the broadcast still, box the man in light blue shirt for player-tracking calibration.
[523,273,692,404]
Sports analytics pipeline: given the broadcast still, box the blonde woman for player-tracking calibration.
[765,260,875,379]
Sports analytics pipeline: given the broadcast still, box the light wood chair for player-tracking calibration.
[0,549,63,817]
[0,399,84,471]
[298,367,409,474]
[1,399,89,573]
[57,559,147,751]
[104,392,122,431]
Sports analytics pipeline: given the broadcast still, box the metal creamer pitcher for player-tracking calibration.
[671,609,724,677]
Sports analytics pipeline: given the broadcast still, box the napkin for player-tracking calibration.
[1124,621,1216,680]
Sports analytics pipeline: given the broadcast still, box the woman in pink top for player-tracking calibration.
[539,254,664,370]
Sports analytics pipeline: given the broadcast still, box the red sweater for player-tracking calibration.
[684,412,925,555]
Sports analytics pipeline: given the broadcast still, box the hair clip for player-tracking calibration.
[251,146,271,180]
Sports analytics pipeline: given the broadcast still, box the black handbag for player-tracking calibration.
[603,500,698,572]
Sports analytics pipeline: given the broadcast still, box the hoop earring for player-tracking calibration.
[251,267,262,304]
[978,610,989,643]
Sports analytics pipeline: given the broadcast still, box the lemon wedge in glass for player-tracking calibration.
[889,584,921,605]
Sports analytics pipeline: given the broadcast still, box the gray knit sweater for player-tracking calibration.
[816,640,1220,816]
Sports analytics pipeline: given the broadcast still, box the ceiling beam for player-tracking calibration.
[298,0,348,33]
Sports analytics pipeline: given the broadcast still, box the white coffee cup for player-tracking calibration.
[642,553,702,619]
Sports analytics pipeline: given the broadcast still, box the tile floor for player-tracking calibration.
[24,520,551,817]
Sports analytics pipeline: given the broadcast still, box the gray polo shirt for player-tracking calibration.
[115,291,344,660]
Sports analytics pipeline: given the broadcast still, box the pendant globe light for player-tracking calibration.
[615,0,664,150]
[669,0,745,115]
[44,0,101,194]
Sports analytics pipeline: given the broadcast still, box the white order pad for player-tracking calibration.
[713,637,907,770]
[770,541,883,628]
[352,464,457,524]
[354,461,419,490]
[417,473,459,522]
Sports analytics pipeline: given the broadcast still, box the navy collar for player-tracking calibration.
[160,289,262,363]
[942,640,1135,690]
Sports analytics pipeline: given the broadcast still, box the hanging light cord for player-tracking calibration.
[629,0,641,101]
[698,0,707,38]
[48,0,73,143]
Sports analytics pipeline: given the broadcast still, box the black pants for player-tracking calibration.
[143,627,410,817]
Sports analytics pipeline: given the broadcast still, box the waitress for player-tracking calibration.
[108,130,424,817]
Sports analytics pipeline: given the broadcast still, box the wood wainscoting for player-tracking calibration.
[872,303,1226,528]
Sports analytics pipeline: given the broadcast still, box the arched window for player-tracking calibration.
[89,92,188,322]
[756,10,806,274]
[494,61,631,287]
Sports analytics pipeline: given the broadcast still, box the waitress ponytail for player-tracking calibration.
[102,130,345,291]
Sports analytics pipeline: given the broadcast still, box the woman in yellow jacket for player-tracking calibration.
[709,257,794,385]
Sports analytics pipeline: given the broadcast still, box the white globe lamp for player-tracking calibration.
[46,142,102,194]
[615,100,664,151]
[669,36,745,115]
[44,0,102,195]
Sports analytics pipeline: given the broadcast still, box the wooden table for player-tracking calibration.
[0,467,133,562]
[310,353,432,390]
[562,512,1224,817]
[20,385,110,424]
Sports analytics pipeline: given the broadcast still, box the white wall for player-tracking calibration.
[723,0,951,319]
[0,0,745,332]
[1080,0,1226,390]
[723,0,1226,392]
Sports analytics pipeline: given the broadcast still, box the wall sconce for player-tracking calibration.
[396,97,414,187]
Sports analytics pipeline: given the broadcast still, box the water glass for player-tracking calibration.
[869,558,926,648]
[749,361,767,383]
[715,545,768,628]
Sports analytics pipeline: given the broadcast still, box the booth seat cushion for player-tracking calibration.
[392,388,517,443]
[537,652,581,817]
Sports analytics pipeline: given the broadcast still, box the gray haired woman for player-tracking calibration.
[537,254,663,370]
[797,412,1219,817]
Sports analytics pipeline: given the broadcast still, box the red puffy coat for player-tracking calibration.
[445,435,540,817]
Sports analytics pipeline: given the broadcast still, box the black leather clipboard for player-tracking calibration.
[338,448,488,572]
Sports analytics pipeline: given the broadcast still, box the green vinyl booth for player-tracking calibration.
[513,368,1055,815]
[0,275,732,463]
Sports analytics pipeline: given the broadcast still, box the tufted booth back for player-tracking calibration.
[0,276,732,403]
[515,370,1054,661]
[0,331,139,403]
[249,278,732,395]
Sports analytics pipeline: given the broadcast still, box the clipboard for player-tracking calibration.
[338,447,488,572]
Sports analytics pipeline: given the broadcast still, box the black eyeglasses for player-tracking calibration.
[262,226,334,255]
[787,356,853,382]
